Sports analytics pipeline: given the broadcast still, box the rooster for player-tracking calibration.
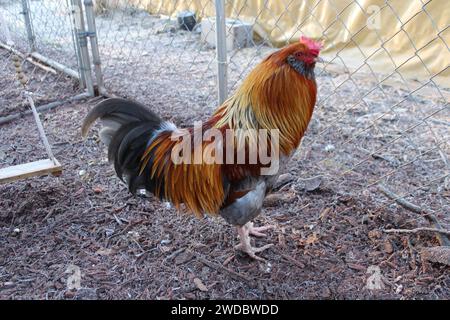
[82,36,322,260]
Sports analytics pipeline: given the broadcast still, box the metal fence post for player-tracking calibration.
[83,0,105,94]
[71,0,94,96]
[70,1,86,89]
[215,0,228,105]
[20,0,35,51]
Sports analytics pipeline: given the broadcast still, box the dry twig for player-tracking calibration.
[190,251,254,285]
[378,184,450,246]
[384,227,450,236]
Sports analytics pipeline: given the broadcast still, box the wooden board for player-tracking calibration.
[0,159,62,184]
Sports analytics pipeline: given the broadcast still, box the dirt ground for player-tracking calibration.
[1,46,449,300]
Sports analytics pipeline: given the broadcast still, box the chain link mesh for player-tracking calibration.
[0,0,83,109]
[92,0,220,117]
[0,0,85,168]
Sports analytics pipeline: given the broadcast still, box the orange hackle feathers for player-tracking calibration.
[214,40,318,155]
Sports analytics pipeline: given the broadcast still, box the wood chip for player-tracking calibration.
[93,186,103,194]
[95,248,113,256]
[384,240,394,254]
[184,292,196,299]
[319,207,332,221]
[175,251,194,265]
[193,278,208,292]
[276,250,305,269]
[222,255,234,266]
[347,263,366,271]
[278,228,286,247]
[305,233,319,245]
[421,247,450,266]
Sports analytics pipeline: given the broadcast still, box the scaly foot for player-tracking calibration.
[246,221,275,237]
[235,222,274,261]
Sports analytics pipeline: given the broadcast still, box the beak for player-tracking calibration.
[314,56,324,63]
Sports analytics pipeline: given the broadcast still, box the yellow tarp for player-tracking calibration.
[124,0,449,88]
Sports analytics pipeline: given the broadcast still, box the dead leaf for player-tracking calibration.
[305,233,319,245]
[348,263,366,271]
[193,278,208,292]
[384,240,394,254]
[299,176,323,192]
[368,229,382,241]
[299,232,319,246]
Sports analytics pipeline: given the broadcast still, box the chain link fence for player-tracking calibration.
[0,0,92,176]
[0,0,90,116]
[1,0,449,223]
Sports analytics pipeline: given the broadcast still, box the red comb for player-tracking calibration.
[299,36,323,52]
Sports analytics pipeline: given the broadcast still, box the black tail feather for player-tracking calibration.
[81,98,161,137]
[82,98,169,194]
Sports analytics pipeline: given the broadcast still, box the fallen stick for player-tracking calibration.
[0,93,91,125]
[164,247,186,262]
[192,251,254,285]
[275,250,305,269]
[384,227,450,237]
[378,184,450,246]
[0,42,79,79]
[379,184,425,214]
[25,57,57,75]
[0,43,57,75]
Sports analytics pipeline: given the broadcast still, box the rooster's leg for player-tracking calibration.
[235,222,274,261]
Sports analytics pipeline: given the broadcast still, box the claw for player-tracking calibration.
[247,222,275,237]
[235,222,274,261]
[235,243,273,261]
